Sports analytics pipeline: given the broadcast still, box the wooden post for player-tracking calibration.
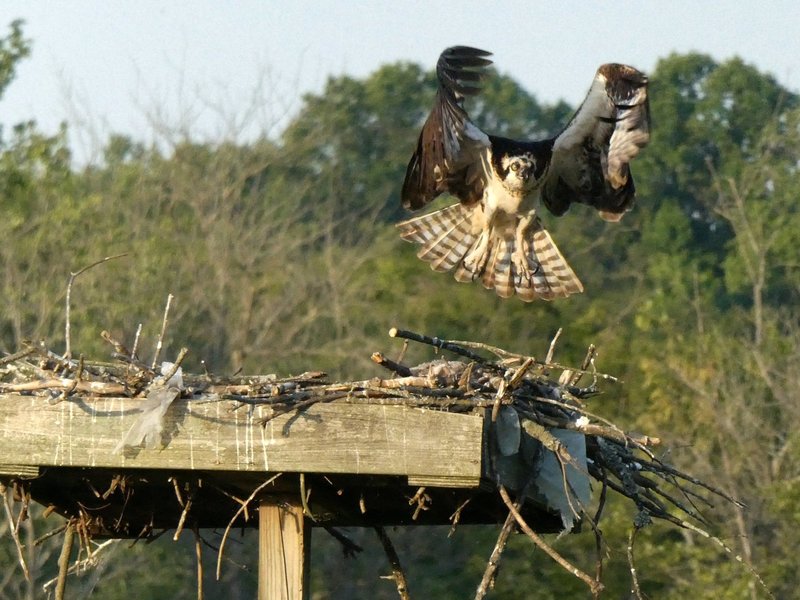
[258,499,310,600]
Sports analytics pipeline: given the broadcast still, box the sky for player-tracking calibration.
[2,1,799,163]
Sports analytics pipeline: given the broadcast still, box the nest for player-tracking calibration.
[0,325,753,598]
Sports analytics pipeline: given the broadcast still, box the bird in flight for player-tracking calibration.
[398,46,650,301]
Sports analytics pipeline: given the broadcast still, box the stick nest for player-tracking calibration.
[0,326,751,598]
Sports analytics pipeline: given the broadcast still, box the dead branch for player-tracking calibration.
[498,485,602,595]
[448,497,472,537]
[546,328,562,364]
[474,502,521,600]
[0,347,36,367]
[374,525,411,600]
[161,347,189,384]
[0,378,126,395]
[194,527,204,600]
[152,293,174,369]
[299,473,316,522]
[54,520,75,600]
[627,523,644,600]
[371,352,413,376]
[323,526,363,558]
[0,483,29,581]
[41,539,119,593]
[592,477,608,599]
[215,473,282,580]
[64,253,128,360]
[389,327,500,369]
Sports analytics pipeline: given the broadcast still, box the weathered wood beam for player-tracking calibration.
[258,500,310,600]
[0,394,483,487]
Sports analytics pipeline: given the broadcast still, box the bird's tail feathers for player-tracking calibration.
[513,223,584,301]
[397,204,478,273]
[398,205,583,301]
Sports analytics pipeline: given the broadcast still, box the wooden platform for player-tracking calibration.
[0,393,563,536]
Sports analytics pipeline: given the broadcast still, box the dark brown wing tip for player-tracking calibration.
[598,63,648,85]
[442,46,493,60]
[437,46,494,92]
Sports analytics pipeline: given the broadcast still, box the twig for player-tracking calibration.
[0,483,30,581]
[546,328,562,364]
[0,347,36,367]
[498,485,602,595]
[42,539,119,592]
[593,476,609,597]
[371,352,413,376]
[64,253,128,359]
[408,487,430,520]
[448,497,472,537]
[474,502,521,600]
[100,330,131,357]
[174,495,194,541]
[33,523,68,546]
[216,473,282,580]
[53,354,85,404]
[677,518,775,599]
[389,327,499,369]
[161,347,189,384]
[638,459,744,508]
[627,524,644,600]
[131,323,143,360]
[299,473,316,522]
[152,293,174,369]
[323,526,363,557]
[54,520,75,600]
[194,526,204,600]
[0,378,126,395]
[374,526,411,600]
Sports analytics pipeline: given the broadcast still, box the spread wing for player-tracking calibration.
[542,63,650,221]
[401,46,493,210]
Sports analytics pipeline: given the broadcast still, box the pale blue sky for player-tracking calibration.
[2,1,799,162]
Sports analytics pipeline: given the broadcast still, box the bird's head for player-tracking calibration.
[500,154,539,192]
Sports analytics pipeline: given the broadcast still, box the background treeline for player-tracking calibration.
[1,20,799,599]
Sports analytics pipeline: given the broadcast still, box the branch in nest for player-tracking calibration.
[371,352,413,377]
[151,293,174,369]
[0,378,127,395]
[64,253,129,360]
[389,328,500,370]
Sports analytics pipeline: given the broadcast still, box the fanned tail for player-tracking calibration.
[397,204,478,272]
[398,205,583,302]
[515,222,584,301]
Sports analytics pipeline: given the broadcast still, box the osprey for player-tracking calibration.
[398,46,650,301]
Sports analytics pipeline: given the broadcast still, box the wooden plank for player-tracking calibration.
[0,394,483,486]
[0,464,39,478]
[258,500,310,600]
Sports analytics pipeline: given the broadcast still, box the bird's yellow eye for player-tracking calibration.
[511,163,519,171]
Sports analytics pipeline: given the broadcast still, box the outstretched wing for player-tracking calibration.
[401,46,493,211]
[541,63,650,221]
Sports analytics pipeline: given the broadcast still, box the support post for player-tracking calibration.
[258,499,311,600]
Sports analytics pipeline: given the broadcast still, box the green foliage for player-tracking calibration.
[0,19,30,103]
[1,21,799,596]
